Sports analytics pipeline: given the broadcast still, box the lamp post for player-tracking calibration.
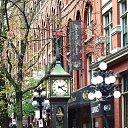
[32,87,50,128]
[88,62,121,100]
[88,62,121,128]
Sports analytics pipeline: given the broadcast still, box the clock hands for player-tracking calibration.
[58,85,66,92]
[53,80,68,95]
[59,85,65,88]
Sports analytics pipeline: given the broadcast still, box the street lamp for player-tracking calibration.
[88,62,121,100]
[32,87,50,128]
[88,62,121,128]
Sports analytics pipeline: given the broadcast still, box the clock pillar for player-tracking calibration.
[51,101,68,128]
[46,60,71,128]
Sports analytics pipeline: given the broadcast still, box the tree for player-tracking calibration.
[0,0,49,128]
[0,0,10,127]
[0,0,88,128]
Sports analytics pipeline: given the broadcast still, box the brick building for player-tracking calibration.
[30,0,128,128]
[61,0,128,128]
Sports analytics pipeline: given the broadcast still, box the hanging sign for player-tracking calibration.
[91,99,114,118]
[69,20,82,70]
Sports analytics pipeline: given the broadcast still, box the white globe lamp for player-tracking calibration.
[109,75,116,83]
[95,91,102,99]
[91,77,98,85]
[113,91,121,98]
[97,76,103,84]
[88,92,95,100]
[44,99,50,105]
[99,62,107,70]
[33,91,39,97]
[41,91,46,96]
[105,77,111,85]
[32,100,38,106]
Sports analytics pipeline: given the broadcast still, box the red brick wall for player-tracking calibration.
[112,0,121,50]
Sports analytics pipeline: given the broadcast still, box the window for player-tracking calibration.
[122,0,127,14]
[103,10,112,55]
[123,75,128,127]
[87,5,93,26]
[86,5,94,38]
[87,53,93,85]
[122,16,127,46]
[121,0,128,47]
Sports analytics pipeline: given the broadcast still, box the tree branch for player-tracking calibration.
[22,60,56,95]
[1,63,17,89]
[22,74,49,95]
[4,0,10,31]
[28,0,43,26]
[26,40,51,71]
[6,49,12,73]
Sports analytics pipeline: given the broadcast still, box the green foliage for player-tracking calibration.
[0,99,6,110]
[23,100,37,116]
[22,76,46,116]
[24,77,38,87]
[22,77,38,116]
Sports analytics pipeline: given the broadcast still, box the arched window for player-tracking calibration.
[76,10,81,20]
[84,3,94,39]
[87,5,93,26]
[57,0,62,17]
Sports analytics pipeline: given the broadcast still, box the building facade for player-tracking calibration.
[30,0,128,128]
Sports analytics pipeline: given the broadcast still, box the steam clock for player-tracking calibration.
[47,60,71,128]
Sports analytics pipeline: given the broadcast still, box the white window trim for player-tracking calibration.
[122,76,128,128]
[102,2,112,15]
[86,5,94,39]
[103,10,112,54]
[87,53,94,85]
[87,5,93,26]
[120,0,128,48]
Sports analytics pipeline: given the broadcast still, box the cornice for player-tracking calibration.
[90,46,128,70]
[102,0,112,10]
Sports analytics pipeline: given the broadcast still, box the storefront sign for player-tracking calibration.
[68,86,90,107]
[91,103,101,114]
[91,100,114,118]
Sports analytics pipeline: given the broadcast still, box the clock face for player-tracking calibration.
[52,79,69,96]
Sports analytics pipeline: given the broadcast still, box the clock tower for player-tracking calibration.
[47,60,71,128]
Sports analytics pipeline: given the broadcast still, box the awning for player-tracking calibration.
[68,86,90,108]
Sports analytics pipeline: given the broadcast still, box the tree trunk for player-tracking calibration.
[16,91,23,128]
[0,112,9,128]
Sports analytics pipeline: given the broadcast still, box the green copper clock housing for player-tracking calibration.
[48,61,71,99]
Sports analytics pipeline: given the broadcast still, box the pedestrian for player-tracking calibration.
[28,123,34,128]
[12,124,16,128]
[25,124,28,128]
[9,123,13,128]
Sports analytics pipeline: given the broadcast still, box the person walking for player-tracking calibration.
[28,123,34,128]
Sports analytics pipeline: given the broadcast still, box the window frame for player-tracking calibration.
[120,0,128,47]
[86,4,94,39]
[103,9,112,55]
[122,75,128,128]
